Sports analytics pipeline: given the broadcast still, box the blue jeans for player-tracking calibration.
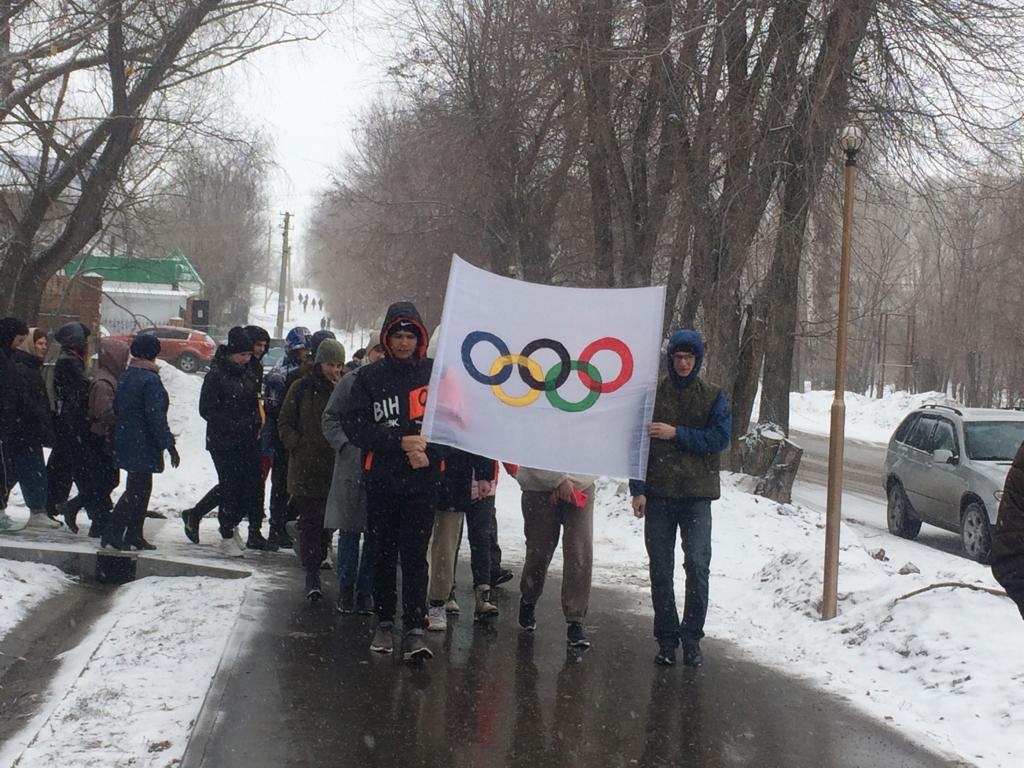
[1,440,48,511]
[643,497,712,646]
[337,530,374,595]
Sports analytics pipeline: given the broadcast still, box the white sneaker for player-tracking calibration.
[25,512,62,529]
[445,596,461,614]
[0,511,21,532]
[220,536,245,558]
[427,605,448,632]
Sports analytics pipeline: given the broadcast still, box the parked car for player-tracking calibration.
[884,404,1024,563]
[261,345,286,369]
[109,325,215,374]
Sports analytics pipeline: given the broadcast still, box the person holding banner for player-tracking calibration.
[515,467,596,649]
[630,329,732,667]
[341,302,443,663]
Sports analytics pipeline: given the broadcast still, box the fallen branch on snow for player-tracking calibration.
[891,581,1009,606]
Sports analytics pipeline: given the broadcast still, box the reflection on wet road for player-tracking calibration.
[184,565,954,768]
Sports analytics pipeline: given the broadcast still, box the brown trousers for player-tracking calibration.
[519,488,594,624]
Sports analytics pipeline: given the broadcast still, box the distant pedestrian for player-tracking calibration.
[515,467,596,648]
[341,303,441,662]
[279,338,346,600]
[318,298,324,311]
[322,334,385,615]
[197,327,263,557]
[103,335,179,550]
[45,322,93,528]
[320,317,326,330]
[630,329,731,667]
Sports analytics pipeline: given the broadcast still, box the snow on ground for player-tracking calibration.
[0,574,249,768]
[0,560,72,641]
[493,471,1023,768]
[752,389,959,443]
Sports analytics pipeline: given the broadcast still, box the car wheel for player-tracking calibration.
[176,353,200,374]
[960,501,992,564]
[887,482,922,539]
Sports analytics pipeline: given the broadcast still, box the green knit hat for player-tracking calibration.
[315,338,346,365]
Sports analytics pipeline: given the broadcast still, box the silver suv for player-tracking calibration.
[884,404,1024,562]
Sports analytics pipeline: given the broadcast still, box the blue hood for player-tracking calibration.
[666,329,704,390]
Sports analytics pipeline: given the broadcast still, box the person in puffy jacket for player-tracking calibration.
[197,327,265,557]
[341,302,443,662]
[45,321,92,527]
[103,335,178,550]
[279,339,345,600]
[182,325,272,546]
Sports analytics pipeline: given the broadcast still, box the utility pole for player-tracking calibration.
[263,221,272,312]
[275,212,291,339]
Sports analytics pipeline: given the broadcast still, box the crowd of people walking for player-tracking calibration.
[1,304,732,667]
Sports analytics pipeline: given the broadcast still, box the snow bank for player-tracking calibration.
[495,471,1023,767]
[0,559,72,642]
[751,389,958,443]
[2,574,249,767]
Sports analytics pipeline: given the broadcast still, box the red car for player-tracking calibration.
[109,325,216,374]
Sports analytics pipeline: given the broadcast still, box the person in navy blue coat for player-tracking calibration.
[103,334,179,550]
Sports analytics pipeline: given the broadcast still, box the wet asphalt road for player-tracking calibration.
[183,563,956,768]
[789,430,886,501]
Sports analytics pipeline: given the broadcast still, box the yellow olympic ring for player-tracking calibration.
[490,355,543,407]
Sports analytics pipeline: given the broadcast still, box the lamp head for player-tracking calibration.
[839,125,866,155]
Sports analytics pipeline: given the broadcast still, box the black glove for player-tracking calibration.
[169,445,181,469]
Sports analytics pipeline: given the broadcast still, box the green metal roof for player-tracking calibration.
[64,248,204,287]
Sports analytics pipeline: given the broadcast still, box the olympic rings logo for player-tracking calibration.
[461,331,634,412]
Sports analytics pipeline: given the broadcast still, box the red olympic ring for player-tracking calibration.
[577,337,634,393]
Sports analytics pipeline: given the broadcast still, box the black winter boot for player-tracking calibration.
[247,529,279,551]
[268,524,292,549]
[305,571,322,601]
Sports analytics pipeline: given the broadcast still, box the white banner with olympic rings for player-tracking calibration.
[422,255,666,479]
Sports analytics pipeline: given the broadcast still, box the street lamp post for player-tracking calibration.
[822,125,865,621]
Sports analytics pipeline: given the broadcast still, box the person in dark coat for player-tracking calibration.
[993,441,1024,619]
[630,329,732,667]
[1,318,57,530]
[182,325,271,544]
[103,335,179,550]
[196,327,265,557]
[279,338,345,600]
[45,321,92,527]
[262,325,311,548]
[341,302,443,662]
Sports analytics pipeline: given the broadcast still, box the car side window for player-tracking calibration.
[166,329,189,340]
[931,420,959,456]
[906,416,937,452]
[894,414,919,444]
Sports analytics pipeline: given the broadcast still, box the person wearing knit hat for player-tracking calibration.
[191,326,268,555]
[130,333,161,361]
[104,338,178,551]
[279,334,345,600]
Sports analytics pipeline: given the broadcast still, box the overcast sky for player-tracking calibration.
[234,3,399,277]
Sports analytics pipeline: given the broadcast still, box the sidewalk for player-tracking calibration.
[181,560,963,768]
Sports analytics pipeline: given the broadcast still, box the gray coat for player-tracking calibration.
[321,367,367,531]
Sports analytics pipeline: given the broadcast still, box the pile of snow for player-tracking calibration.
[751,390,957,443]
[494,471,1021,767]
[0,560,72,641]
[0,575,248,767]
